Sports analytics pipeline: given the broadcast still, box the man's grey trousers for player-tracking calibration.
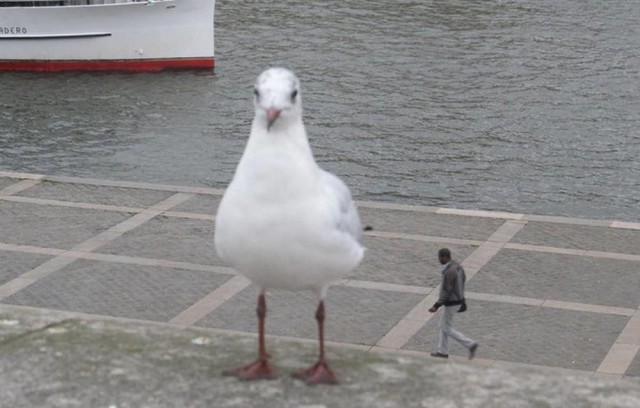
[437,305,476,354]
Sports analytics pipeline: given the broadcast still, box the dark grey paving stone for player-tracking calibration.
[0,250,53,286]
[468,249,640,309]
[359,207,504,240]
[100,216,220,265]
[0,201,131,249]
[403,300,629,371]
[1,259,231,322]
[626,349,640,378]
[512,222,640,255]
[0,177,16,190]
[172,194,221,215]
[16,181,174,208]
[198,285,424,346]
[354,236,477,287]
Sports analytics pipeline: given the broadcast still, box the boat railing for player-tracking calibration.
[0,0,150,7]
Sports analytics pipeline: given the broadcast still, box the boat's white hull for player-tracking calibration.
[0,0,214,71]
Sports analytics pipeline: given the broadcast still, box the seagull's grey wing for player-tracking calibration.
[320,169,362,242]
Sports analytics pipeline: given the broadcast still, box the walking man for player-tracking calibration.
[428,248,478,360]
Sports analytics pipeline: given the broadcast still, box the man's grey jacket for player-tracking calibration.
[433,260,466,309]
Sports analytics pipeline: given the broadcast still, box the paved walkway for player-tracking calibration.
[1,171,639,381]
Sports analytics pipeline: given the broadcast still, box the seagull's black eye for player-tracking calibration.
[253,88,259,99]
[291,90,298,102]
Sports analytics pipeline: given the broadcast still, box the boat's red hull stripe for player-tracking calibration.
[0,58,214,72]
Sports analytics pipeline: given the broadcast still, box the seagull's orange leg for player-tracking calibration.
[224,292,277,380]
[292,300,339,385]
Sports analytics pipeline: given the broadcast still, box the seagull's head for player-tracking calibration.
[253,67,302,131]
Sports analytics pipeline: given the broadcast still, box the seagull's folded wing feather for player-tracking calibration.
[320,169,362,243]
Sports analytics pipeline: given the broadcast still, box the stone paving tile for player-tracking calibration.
[358,207,505,240]
[197,285,424,346]
[0,259,231,322]
[467,249,640,309]
[99,216,220,265]
[0,177,16,190]
[3,174,640,378]
[626,349,640,377]
[403,300,629,371]
[0,250,52,286]
[512,222,640,255]
[354,236,477,287]
[15,180,174,208]
[0,201,131,250]
[171,194,221,215]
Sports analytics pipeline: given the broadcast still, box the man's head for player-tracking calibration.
[438,248,451,265]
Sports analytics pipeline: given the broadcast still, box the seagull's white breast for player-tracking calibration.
[214,139,364,292]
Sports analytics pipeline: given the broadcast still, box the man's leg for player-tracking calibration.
[448,327,476,350]
[442,306,476,348]
[436,306,453,355]
[443,306,476,350]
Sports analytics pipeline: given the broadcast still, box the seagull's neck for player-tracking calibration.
[243,118,317,167]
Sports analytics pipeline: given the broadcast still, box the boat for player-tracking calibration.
[0,0,214,72]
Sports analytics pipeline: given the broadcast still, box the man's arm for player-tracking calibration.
[429,269,456,312]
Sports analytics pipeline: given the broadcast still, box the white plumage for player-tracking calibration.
[214,67,364,384]
[215,67,364,296]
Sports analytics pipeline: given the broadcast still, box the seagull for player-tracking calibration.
[214,67,365,385]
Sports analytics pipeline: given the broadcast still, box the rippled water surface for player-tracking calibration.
[1,0,639,221]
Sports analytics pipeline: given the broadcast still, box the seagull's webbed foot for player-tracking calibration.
[292,361,338,385]
[224,293,277,381]
[224,359,277,381]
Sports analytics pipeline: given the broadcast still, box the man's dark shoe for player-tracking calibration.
[468,343,478,360]
[430,352,449,359]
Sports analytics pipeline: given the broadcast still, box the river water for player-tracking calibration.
[1,0,639,221]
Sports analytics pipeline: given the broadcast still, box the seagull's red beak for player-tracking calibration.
[266,108,281,130]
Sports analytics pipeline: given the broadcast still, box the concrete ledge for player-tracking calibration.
[1,306,639,408]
